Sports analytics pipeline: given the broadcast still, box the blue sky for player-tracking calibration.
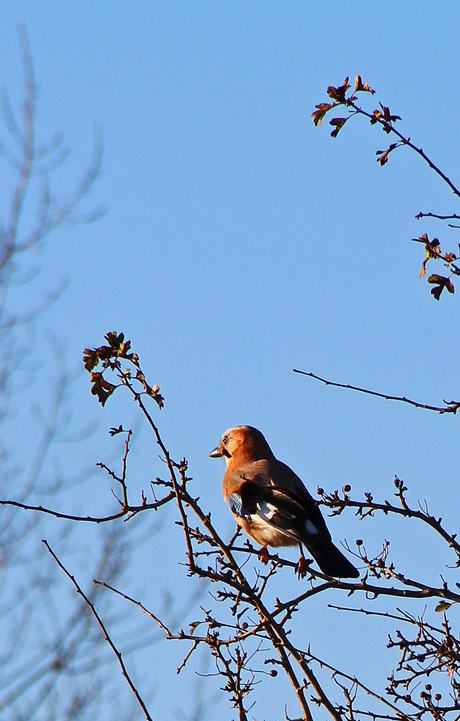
[2,2,460,719]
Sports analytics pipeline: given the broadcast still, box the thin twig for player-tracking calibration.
[348,99,460,200]
[293,369,458,414]
[43,541,154,721]
[0,492,175,523]
[416,212,460,222]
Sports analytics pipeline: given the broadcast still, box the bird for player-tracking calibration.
[209,425,359,578]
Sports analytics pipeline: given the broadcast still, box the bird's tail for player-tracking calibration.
[307,538,359,578]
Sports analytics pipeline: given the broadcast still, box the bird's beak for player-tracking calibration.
[209,443,223,458]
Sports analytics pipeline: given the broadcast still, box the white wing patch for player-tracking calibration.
[258,500,278,522]
[305,519,318,535]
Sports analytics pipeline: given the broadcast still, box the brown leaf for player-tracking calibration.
[311,102,336,127]
[327,77,350,103]
[435,601,452,612]
[379,103,401,123]
[418,236,441,279]
[149,384,165,409]
[105,331,126,352]
[354,75,375,94]
[135,371,164,408]
[427,274,453,300]
[427,274,447,285]
[329,117,348,137]
[90,372,117,406]
[83,348,100,372]
[376,143,397,166]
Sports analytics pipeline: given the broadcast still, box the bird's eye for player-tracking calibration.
[223,436,229,445]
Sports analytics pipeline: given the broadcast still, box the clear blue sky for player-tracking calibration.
[2,2,460,718]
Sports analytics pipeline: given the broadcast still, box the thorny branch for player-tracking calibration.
[32,333,460,721]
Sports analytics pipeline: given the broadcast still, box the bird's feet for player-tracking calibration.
[258,546,270,564]
[296,550,312,578]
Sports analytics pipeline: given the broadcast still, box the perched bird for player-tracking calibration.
[210,425,359,578]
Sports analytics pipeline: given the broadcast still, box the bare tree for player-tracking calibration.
[2,326,454,721]
[0,29,208,720]
[2,75,460,720]
[0,28,173,721]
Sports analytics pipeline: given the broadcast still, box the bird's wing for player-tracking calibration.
[266,458,331,537]
[225,459,328,543]
[225,460,359,578]
[241,484,317,544]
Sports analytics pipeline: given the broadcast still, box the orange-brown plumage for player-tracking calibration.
[210,425,359,578]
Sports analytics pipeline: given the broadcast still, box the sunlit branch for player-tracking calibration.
[0,492,175,523]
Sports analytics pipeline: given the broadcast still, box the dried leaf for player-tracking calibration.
[83,348,100,371]
[427,274,448,285]
[379,103,401,123]
[435,601,452,612]
[327,77,350,103]
[354,75,375,94]
[427,274,451,300]
[136,371,164,408]
[311,102,336,127]
[329,117,348,138]
[90,372,117,406]
[376,143,397,166]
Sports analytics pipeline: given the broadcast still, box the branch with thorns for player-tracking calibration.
[14,333,460,721]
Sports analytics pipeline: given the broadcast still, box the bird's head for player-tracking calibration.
[209,426,272,466]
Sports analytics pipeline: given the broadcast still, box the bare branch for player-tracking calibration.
[293,369,460,414]
[43,541,154,721]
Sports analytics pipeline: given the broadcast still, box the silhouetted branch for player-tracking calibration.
[43,540,154,721]
[0,493,175,523]
[415,212,460,222]
[312,76,460,300]
[293,369,460,414]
